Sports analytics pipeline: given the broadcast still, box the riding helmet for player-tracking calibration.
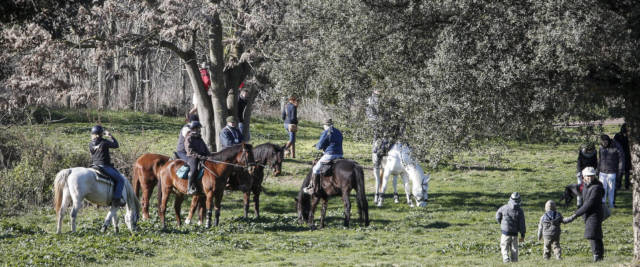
[189,121,202,129]
[91,125,104,135]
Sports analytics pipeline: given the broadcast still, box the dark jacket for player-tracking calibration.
[613,132,631,171]
[282,103,298,124]
[238,97,248,123]
[598,144,624,174]
[185,131,210,160]
[176,125,189,154]
[577,149,597,174]
[219,125,243,149]
[496,199,526,237]
[316,126,343,155]
[574,180,604,239]
[89,137,119,167]
[537,210,563,239]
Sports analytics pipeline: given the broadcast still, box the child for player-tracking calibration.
[537,200,563,260]
[496,192,526,263]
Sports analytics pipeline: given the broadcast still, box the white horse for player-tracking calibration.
[53,168,140,234]
[373,143,430,207]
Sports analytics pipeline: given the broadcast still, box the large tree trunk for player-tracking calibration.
[208,11,227,151]
[628,89,640,261]
[183,52,216,150]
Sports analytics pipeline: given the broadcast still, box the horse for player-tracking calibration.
[185,142,285,224]
[374,143,430,208]
[157,143,255,229]
[296,159,369,229]
[132,153,170,220]
[53,168,140,234]
[560,183,581,207]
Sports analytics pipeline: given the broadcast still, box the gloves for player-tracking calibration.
[563,214,576,223]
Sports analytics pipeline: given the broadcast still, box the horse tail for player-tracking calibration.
[354,164,369,226]
[54,168,72,215]
[132,161,141,198]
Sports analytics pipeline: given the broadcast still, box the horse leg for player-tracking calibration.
[372,153,381,204]
[69,195,83,233]
[378,169,391,207]
[319,198,328,229]
[204,191,214,228]
[101,207,115,233]
[174,194,184,227]
[401,173,413,207]
[213,190,223,227]
[243,192,250,219]
[110,207,119,233]
[253,189,260,218]
[342,190,351,227]
[56,189,71,234]
[141,182,155,220]
[185,195,198,225]
[393,175,400,204]
[198,197,205,225]
[308,196,321,230]
[159,186,171,230]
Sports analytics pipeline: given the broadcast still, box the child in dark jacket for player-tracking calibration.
[537,200,563,260]
[496,192,526,263]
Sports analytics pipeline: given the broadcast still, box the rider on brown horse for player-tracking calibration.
[176,114,199,161]
[304,118,343,195]
[185,121,210,195]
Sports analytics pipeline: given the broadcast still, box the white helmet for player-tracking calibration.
[582,167,596,177]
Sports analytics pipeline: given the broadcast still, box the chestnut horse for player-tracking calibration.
[185,143,285,224]
[296,159,369,229]
[157,143,255,228]
[132,153,170,220]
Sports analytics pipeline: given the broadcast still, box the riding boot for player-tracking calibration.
[284,141,292,158]
[291,142,296,158]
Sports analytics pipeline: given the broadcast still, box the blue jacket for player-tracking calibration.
[282,103,298,124]
[316,126,343,155]
[220,125,243,149]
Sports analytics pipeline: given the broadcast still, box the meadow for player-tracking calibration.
[0,109,633,266]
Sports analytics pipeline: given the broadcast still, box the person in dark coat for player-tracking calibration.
[598,134,624,209]
[282,96,298,158]
[237,88,250,141]
[89,125,126,207]
[563,167,605,262]
[219,116,243,149]
[184,121,210,195]
[176,114,198,161]
[613,123,631,190]
[537,200,563,260]
[496,192,526,263]
[576,143,597,206]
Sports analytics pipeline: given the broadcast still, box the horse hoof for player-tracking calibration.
[100,226,107,233]
[394,199,400,204]
[185,219,191,225]
[376,201,383,208]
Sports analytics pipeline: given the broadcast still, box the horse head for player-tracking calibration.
[415,173,430,207]
[124,182,141,232]
[271,144,285,176]
[238,143,256,175]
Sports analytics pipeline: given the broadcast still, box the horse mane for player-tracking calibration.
[253,143,282,165]
[209,143,250,162]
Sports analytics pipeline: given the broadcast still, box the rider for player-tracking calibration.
[304,118,343,195]
[184,121,211,195]
[176,114,199,161]
[89,125,126,207]
[219,116,243,149]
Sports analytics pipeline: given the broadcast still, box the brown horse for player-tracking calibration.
[296,159,369,229]
[157,143,255,228]
[185,143,285,223]
[132,153,170,220]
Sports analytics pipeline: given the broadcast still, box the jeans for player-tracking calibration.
[176,151,188,162]
[100,165,125,200]
[500,234,519,262]
[312,154,343,174]
[239,122,250,141]
[599,172,616,208]
[284,123,296,143]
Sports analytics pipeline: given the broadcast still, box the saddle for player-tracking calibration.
[89,165,114,186]
[317,158,344,177]
[176,162,205,180]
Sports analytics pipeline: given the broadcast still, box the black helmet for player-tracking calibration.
[91,125,104,135]
[189,121,202,129]
[188,114,199,122]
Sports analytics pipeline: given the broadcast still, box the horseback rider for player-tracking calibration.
[184,121,211,195]
[304,118,343,195]
[176,114,199,161]
[220,116,243,149]
[89,125,126,207]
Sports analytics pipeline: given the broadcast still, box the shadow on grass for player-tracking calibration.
[429,190,571,212]
[417,221,469,229]
[453,165,534,172]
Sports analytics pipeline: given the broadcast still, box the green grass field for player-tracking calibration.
[0,110,633,266]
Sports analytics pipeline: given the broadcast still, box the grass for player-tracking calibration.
[0,109,634,266]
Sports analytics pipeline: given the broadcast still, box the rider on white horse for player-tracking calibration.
[304,118,343,195]
[90,125,126,207]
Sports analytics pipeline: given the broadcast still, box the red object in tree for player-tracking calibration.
[239,81,245,89]
[200,69,211,91]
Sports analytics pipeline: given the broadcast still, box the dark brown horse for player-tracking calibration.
[132,153,170,220]
[185,143,285,223]
[157,143,255,228]
[296,159,369,229]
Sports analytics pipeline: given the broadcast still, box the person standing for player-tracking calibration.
[563,167,605,262]
[576,143,597,206]
[282,96,298,158]
[496,192,526,263]
[537,200,563,260]
[89,125,126,207]
[598,134,624,208]
[613,123,631,190]
[184,121,210,195]
[219,116,243,149]
[304,119,343,195]
[237,88,250,141]
[189,62,212,115]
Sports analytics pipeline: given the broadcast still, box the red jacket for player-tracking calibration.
[200,69,211,91]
